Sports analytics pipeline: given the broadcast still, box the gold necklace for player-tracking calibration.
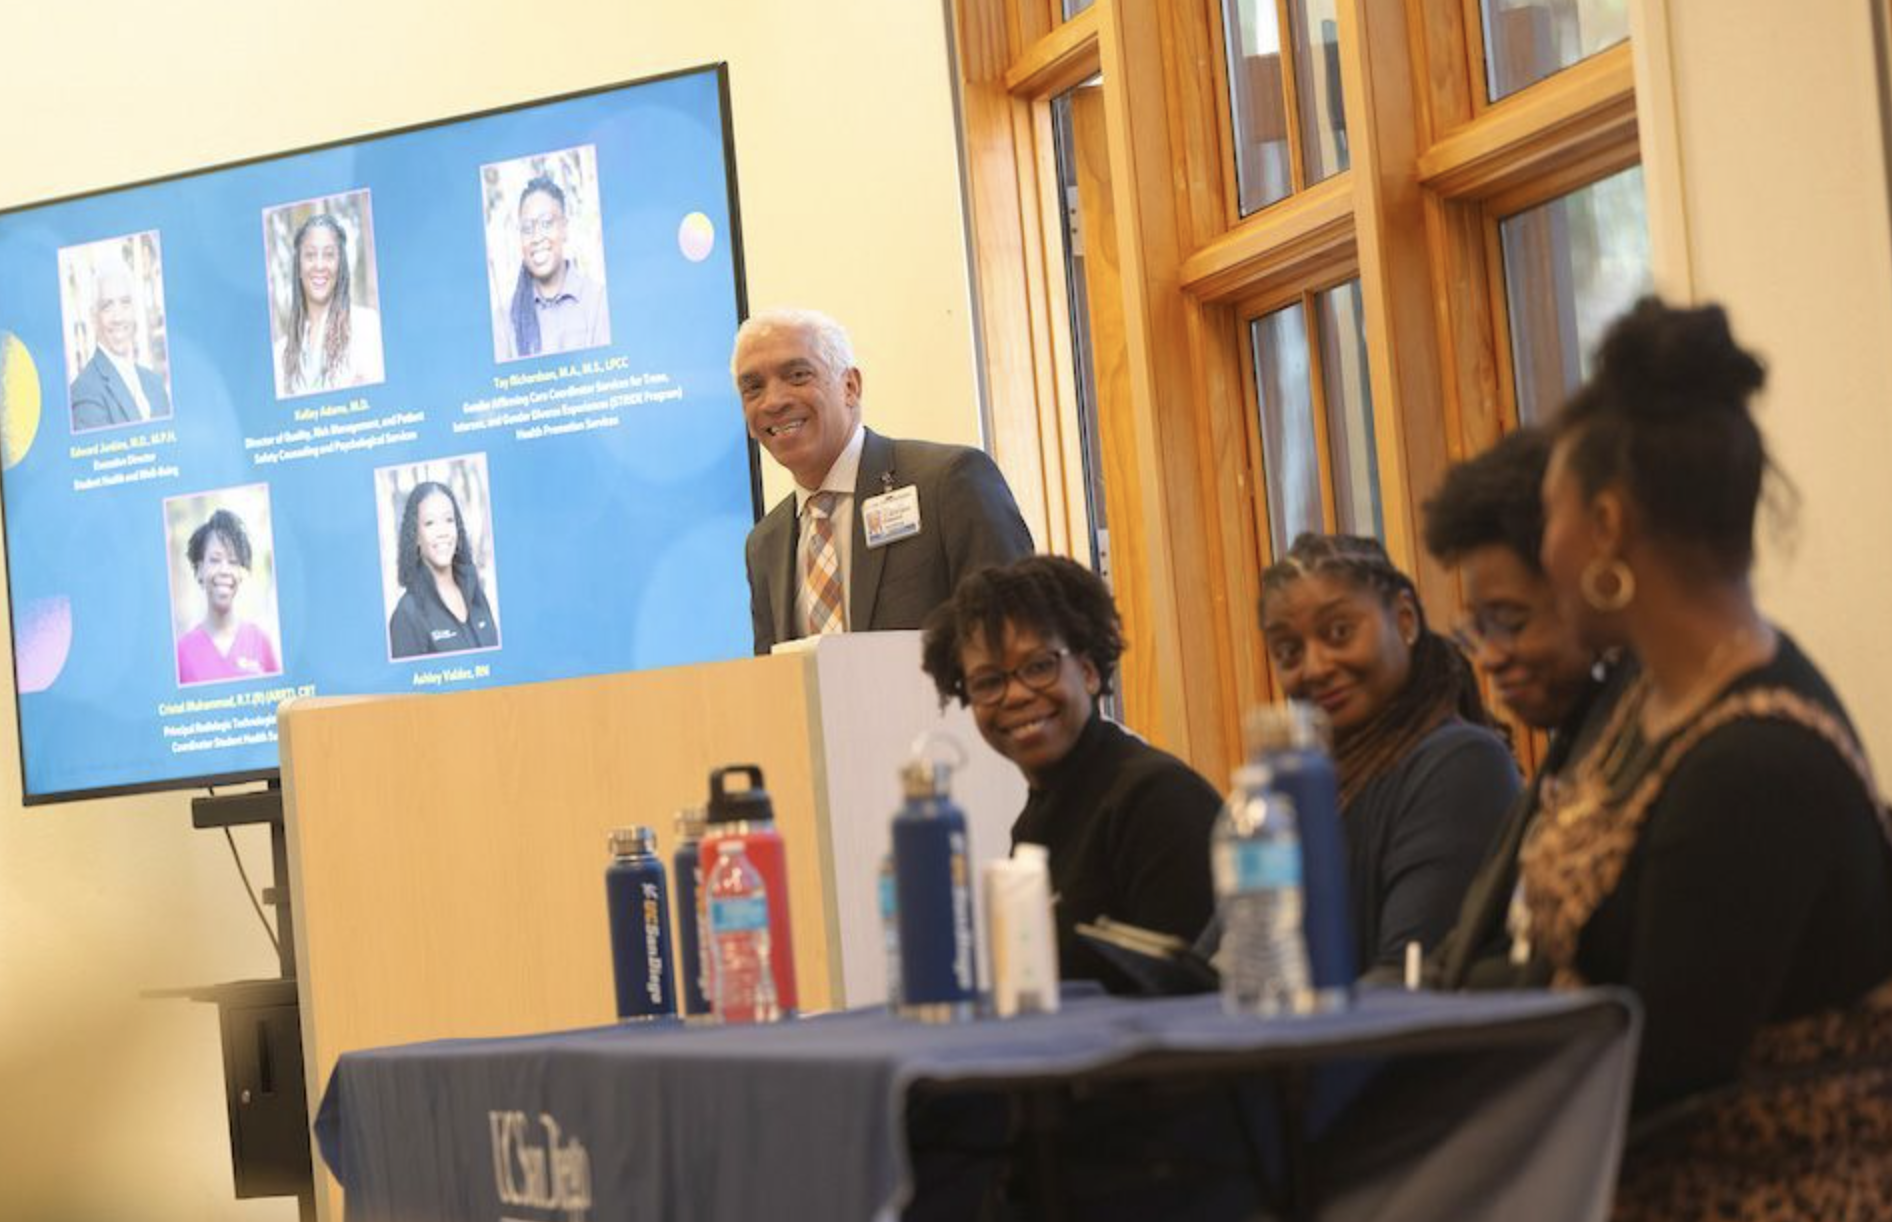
[1640,622,1774,742]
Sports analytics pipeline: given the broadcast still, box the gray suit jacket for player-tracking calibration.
[745,428,1033,655]
[69,349,173,433]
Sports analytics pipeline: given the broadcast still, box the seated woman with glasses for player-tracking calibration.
[921,554,1222,993]
[1419,426,1633,988]
[1258,533,1519,976]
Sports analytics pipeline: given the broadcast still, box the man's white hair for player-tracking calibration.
[90,253,136,317]
[731,307,856,379]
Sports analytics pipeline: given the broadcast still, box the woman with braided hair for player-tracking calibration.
[1258,532,1518,974]
[274,212,383,397]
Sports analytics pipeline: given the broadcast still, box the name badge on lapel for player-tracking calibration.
[862,484,921,549]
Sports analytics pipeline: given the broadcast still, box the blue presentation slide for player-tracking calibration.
[0,67,756,802]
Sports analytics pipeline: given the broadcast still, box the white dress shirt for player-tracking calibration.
[102,347,152,421]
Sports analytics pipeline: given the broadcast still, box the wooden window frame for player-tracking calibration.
[952,0,1646,784]
[1420,41,1639,454]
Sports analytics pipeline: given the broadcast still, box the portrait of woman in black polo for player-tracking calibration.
[388,480,498,660]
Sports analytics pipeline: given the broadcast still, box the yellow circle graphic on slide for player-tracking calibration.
[0,332,43,470]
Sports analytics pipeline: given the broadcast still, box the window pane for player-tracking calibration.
[1499,164,1652,423]
[1224,0,1293,214]
[1063,0,1095,17]
[1251,304,1318,556]
[1050,86,1110,576]
[1482,0,1630,102]
[1288,0,1349,183]
[1315,280,1379,539]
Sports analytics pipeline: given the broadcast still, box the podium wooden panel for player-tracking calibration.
[279,631,1024,1220]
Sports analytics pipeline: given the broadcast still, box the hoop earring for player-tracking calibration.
[1580,558,1636,612]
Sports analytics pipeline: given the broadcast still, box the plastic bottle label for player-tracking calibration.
[1233,840,1301,890]
[710,896,769,933]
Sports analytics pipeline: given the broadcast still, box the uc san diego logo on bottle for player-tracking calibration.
[490,1110,592,1219]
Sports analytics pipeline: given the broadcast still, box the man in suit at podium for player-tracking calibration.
[735,307,1033,655]
[69,254,173,433]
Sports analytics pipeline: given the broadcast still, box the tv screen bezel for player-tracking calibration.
[0,61,762,806]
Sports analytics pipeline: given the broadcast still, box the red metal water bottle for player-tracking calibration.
[697,765,798,1015]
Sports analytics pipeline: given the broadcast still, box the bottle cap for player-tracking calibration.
[902,732,967,800]
[1243,700,1331,757]
[674,805,707,842]
[609,825,658,857]
[707,764,773,826]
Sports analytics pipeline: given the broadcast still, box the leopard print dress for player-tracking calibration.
[1514,680,1892,1222]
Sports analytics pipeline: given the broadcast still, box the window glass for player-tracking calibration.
[1314,280,1379,539]
[1289,0,1349,184]
[1481,0,1629,101]
[1051,85,1110,575]
[1499,164,1651,422]
[1251,303,1319,555]
[1251,279,1379,556]
[1223,0,1294,214]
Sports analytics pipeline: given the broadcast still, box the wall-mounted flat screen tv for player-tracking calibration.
[0,64,756,804]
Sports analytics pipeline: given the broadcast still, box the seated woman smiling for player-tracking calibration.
[921,555,1221,993]
[1258,533,1519,975]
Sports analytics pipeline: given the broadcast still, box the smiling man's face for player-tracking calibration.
[734,322,861,490]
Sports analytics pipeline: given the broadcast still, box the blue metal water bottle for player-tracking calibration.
[1246,702,1353,1007]
[891,743,977,1022]
[671,806,711,1019]
[606,826,677,1020]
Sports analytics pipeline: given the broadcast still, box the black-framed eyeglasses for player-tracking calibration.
[963,648,1070,707]
[1451,606,1534,655]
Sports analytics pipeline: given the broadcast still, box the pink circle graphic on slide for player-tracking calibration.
[678,212,715,262]
[15,596,72,693]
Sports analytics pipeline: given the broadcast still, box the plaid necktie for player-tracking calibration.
[801,491,845,637]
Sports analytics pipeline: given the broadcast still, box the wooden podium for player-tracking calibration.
[277,631,1025,1219]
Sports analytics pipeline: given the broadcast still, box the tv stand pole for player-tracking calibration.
[184,782,314,1222]
[192,781,295,980]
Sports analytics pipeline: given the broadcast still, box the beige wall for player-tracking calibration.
[0,2,978,1217]
[1636,0,1892,767]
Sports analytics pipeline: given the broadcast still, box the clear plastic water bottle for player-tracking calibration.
[1245,702,1352,1008]
[1214,766,1313,1017]
[705,840,780,1024]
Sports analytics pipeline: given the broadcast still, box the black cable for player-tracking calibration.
[224,824,280,956]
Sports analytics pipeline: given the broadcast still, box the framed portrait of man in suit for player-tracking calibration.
[57,231,175,436]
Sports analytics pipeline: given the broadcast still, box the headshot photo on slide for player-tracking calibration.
[374,452,502,662]
[482,144,612,364]
[262,190,387,400]
[163,483,286,687]
[58,231,175,435]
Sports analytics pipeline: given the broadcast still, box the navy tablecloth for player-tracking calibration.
[316,987,1639,1222]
